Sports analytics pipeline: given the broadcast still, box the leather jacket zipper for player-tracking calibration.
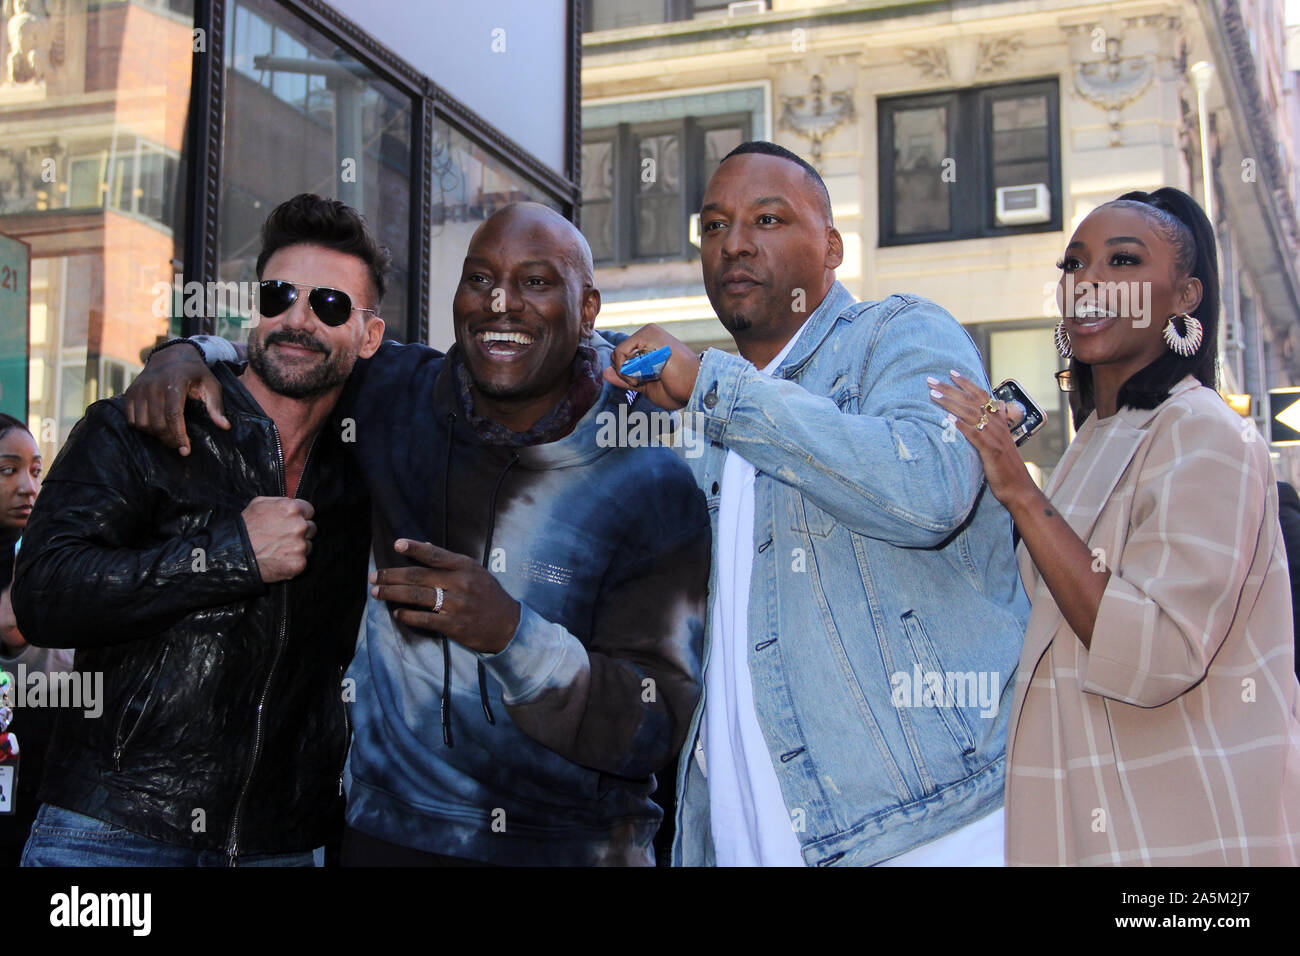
[226,424,316,865]
[111,645,171,771]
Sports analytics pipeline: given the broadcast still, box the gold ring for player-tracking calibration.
[976,412,989,431]
[983,398,1000,414]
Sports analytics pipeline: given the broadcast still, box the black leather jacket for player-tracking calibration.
[12,363,369,858]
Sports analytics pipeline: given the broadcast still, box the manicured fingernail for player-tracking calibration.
[368,571,377,584]
[926,376,940,386]
[370,586,379,597]
[949,369,964,379]
[395,539,408,552]
[930,389,943,399]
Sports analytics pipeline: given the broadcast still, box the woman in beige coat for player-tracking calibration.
[931,187,1300,865]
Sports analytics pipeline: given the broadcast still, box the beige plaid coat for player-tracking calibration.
[1005,378,1300,865]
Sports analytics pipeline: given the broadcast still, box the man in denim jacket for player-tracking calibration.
[607,142,1030,866]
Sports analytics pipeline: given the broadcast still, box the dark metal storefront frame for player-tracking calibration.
[183,0,583,342]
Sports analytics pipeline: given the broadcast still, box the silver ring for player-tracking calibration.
[431,586,445,614]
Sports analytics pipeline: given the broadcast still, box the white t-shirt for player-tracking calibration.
[700,328,1005,867]
[702,328,810,866]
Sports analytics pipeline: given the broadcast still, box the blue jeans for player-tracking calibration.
[21,804,317,867]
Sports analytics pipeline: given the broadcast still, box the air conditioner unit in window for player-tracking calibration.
[728,1,766,17]
[995,184,1051,225]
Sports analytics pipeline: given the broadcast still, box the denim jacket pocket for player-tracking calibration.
[789,491,838,539]
[899,610,978,762]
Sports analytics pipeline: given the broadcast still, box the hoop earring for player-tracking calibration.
[1162,313,1203,358]
[1053,320,1073,359]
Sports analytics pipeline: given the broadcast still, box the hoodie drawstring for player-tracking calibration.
[438,412,519,746]
[476,451,519,726]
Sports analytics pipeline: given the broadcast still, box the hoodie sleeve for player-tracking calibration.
[481,515,710,779]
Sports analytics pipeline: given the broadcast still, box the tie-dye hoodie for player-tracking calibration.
[339,335,710,865]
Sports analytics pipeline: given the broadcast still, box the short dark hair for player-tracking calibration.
[255,193,392,305]
[0,413,30,443]
[1070,186,1219,428]
[720,141,833,223]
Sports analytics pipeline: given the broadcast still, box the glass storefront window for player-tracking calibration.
[0,0,193,458]
[219,0,413,341]
[426,120,561,348]
[0,0,576,455]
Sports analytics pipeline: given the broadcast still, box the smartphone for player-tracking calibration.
[993,378,1046,446]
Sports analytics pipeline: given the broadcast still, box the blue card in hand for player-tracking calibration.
[618,345,672,384]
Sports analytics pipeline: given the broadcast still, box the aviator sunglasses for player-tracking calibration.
[257,279,377,327]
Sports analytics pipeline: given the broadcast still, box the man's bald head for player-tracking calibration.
[472,202,595,286]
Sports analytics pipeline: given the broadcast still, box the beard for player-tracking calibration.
[247,329,351,399]
[718,310,753,334]
[707,278,764,336]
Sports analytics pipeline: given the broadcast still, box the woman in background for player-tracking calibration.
[0,413,66,866]
[931,187,1300,865]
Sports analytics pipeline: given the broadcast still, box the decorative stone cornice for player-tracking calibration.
[902,33,1023,84]
[777,74,855,170]
[901,45,948,79]
[1123,12,1182,32]
[1073,37,1155,145]
[977,35,1023,77]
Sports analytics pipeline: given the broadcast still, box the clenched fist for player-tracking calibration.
[241,496,316,583]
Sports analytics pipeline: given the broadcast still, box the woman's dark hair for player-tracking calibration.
[254,193,392,304]
[0,413,31,443]
[1069,186,1219,428]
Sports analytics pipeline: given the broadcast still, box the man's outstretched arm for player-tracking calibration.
[607,298,991,547]
[121,335,441,453]
[122,340,229,455]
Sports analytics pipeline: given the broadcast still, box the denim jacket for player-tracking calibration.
[670,282,1030,866]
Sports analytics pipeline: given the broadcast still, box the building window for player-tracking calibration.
[65,141,180,227]
[581,114,748,264]
[878,79,1061,245]
[584,1,768,31]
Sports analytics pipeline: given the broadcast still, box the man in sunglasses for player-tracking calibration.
[108,201,710,867]
[12,193,383,865]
